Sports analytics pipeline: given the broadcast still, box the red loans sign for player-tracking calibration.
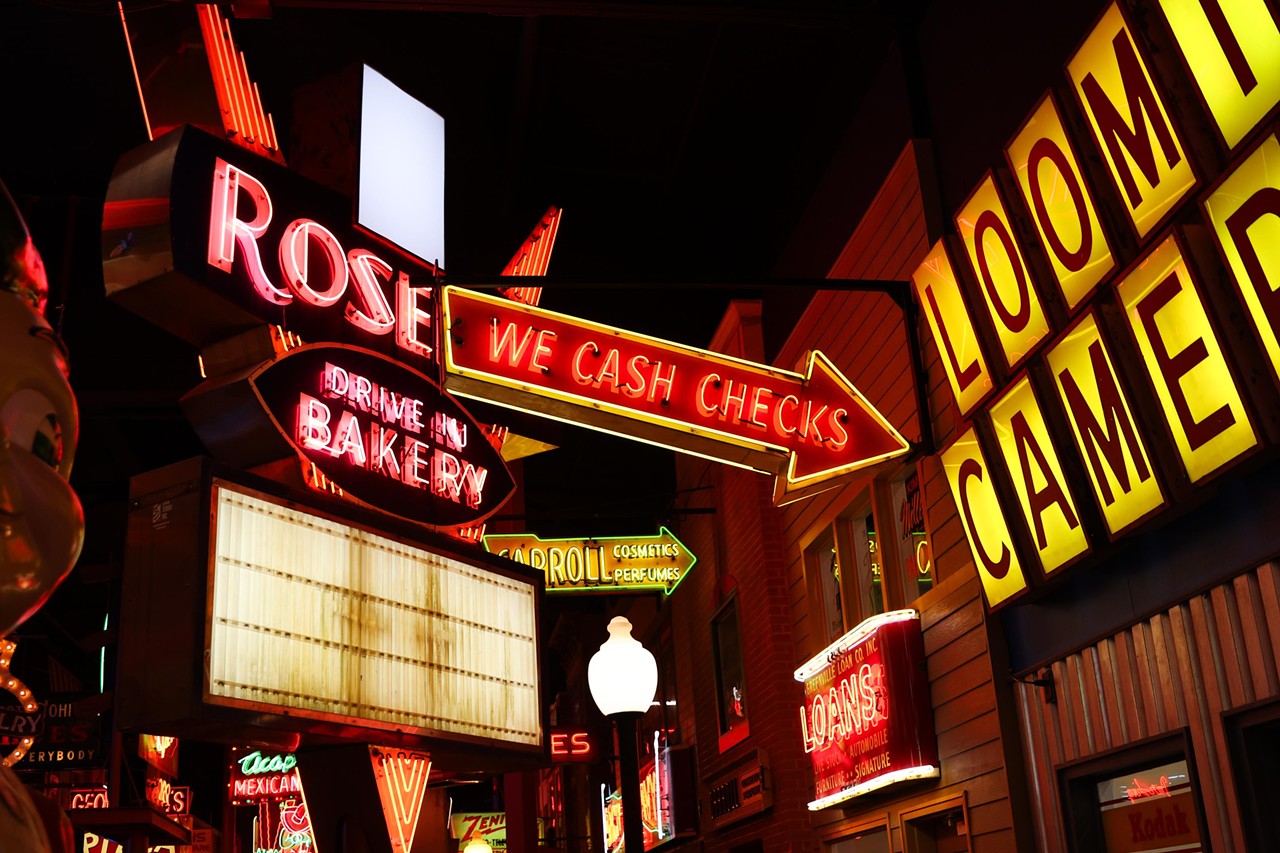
[795,610,938,809]
[442,287,909,504]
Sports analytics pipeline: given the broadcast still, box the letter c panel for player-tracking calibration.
[941,427,1028,608]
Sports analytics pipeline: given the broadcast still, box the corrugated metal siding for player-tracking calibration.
[1017,563,1280,852]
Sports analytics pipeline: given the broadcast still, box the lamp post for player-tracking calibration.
[461,836,493,853]
[588,616,658,853]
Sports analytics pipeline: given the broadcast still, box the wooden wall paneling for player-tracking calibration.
[1131,620,1167,734]
[929,656,993,718]
[1166,603,1229,852]
[1066,654,1097,757]
[1091,640,1122,749]
[829,146,919,279]
[859,188,921,280]
[1080,646,1112,753]
[1149,613,1186,730]
[934,683,994,734]
[1254,563,1280,688]
[1109,630,1144,743]
[1051,659,1079,762]
[1186,596,1247,851]
[1210,584,1251,707]
[966,786,1016,840]
[1233,571,1279,699]
[1017,685,1063,853]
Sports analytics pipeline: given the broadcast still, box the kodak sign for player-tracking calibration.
[926,0,1279,608]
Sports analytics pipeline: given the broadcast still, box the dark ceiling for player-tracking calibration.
[0,0,925,663]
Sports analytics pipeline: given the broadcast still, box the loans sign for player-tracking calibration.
[441,287,910,504]
[482,528,696,594]
[794,610,938,810]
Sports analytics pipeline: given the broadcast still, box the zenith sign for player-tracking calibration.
[441,287,910,503]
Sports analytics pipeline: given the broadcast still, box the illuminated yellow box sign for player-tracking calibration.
[925,0,1279,608]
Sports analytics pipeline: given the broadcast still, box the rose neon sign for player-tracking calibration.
[795,610,938,809]
[207,157,436,363]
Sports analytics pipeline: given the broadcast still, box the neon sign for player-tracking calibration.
[230,748,302,805]
[369,746,431,853]
[549,726,600,764]
[243,342,514,529]
[484,528,697,594]
[795,611,938,809]
[442,286,909,505]
[102,126,441,372]
[920,0,1280,608]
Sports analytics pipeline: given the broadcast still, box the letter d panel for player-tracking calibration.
[940,427,1030,609]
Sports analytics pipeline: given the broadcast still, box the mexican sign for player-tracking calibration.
[795,610,939,809]
[483,528,696,594]
[441,287,910,504]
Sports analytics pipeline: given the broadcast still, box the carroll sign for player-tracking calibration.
[483,528,696,594]
[795,610,938,809]
[922,0,1280,608]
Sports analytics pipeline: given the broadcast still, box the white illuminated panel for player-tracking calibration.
[207,485,539,745]
[358,65,446,268]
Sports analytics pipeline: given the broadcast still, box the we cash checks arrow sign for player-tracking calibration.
[442,287,910,503]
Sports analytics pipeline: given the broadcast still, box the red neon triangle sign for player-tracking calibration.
[369,746,432,853]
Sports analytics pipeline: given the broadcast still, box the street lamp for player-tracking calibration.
[588,616,657,853]
[461,835,492,853]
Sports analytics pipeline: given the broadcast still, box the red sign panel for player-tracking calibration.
[795,610,939,809]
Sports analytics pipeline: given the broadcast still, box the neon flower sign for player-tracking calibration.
[795,610,939,809]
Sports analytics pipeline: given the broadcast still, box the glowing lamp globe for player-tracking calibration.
[588,616,658,717]
[462,837,492,853]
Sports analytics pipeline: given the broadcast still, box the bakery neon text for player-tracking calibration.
[297,362,487,508]
[208,158,434,361]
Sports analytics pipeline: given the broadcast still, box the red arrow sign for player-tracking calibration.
[441,287,910,502]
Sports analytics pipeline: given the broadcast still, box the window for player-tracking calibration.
[1227,700,1280,850]
[802,464,933,655]
[808,528,844,643]
[1060,735,1206,853]
[900,795,971,853]
[711,596,749,752]
[848,509,884,618]
[891,470,934,601]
